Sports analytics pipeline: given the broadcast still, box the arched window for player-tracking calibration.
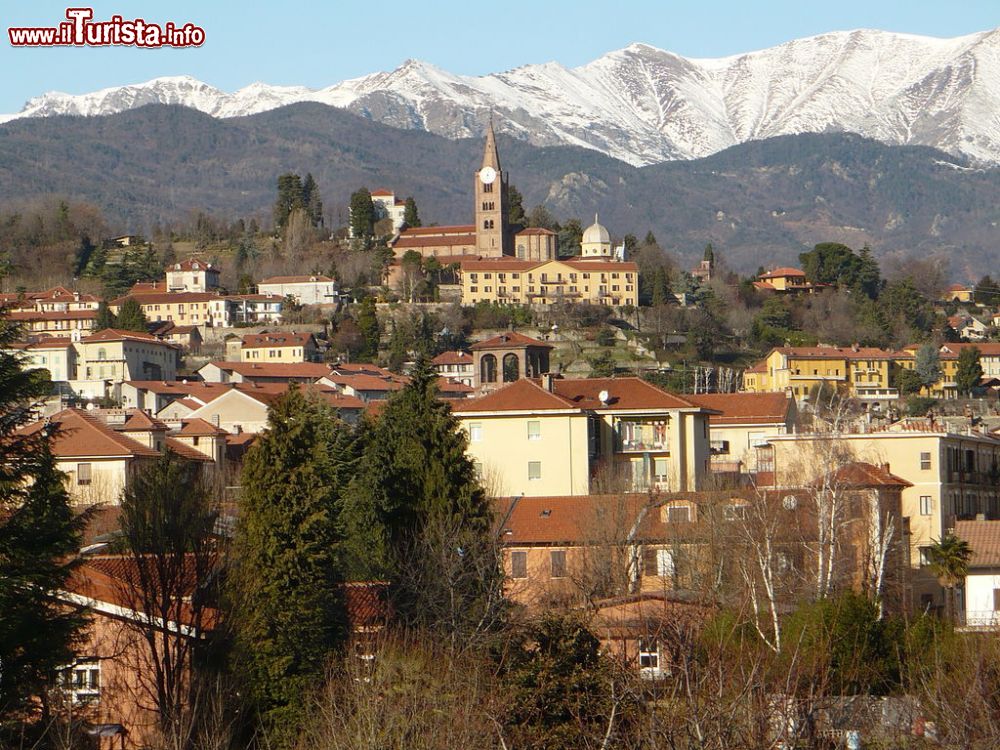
[480,354,497,383]
[503,353,520,383]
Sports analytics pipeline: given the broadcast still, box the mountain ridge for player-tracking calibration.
[5,27,1000,166]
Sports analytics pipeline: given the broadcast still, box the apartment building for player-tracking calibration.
[460,258,639,307]
[165,258,220,292]
[452,376,714,497]
[686,391,797,474]
[239,331,319,363]
[75,329,179,383]
[111,291,230,327]
[743,345,900,402]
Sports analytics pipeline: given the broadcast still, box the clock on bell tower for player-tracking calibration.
[475,120,511,256]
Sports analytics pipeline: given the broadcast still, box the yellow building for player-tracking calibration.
[239,331,318,363]
[743,345,900,402]
[110,291,229,327]
[452,376,714,497]
[75,328,180,383]
[460,257,639,307]
[769,424,1000,611]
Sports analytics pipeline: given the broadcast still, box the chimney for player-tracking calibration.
[541,373,554,392]
[852,342,860,352]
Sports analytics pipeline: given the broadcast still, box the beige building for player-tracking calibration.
[75,328,179,383]
[460,257,639,307]
[8,336,77,384]
[687,392,797,474]
[768,424,1000,610]
[453,376,714,498]
[111,291,230,328]
[239,331,319,363]
[432,350,475,387]
[6,308,98,335]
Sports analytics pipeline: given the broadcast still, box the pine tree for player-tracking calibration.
[355,296,380,363]
[94,300,116,330]
[349,188,375,242]
[955,346,984,396]
[403,197,421,228]
[0,316,86,727]
[302,173,324,228]
[273,173,305,231]
[229,388,355,746]
[507,184,525,227]
[115,297,148,332]
[345,359,501,638]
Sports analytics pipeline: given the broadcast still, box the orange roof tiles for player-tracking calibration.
[552,377,699,411]
[470,331,552,350]
[113,291,223,305]
[120,410,169,432]
[165,438,214,462]
[954,521,1000,567]
[759,267,806,279]
[496,494,649,545]
[393,234,478,249]
[686,392,793,425]
[19,409,159,459]
[240,332,315,348]
[177,418,228,437]
[167,258,217,273]
[206,361,331,379]
[396,225,476,236]
[453,379,581,414]
[432,350,473,365]
[259,275,334,284]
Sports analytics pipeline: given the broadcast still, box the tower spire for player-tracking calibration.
[482,117,501,171]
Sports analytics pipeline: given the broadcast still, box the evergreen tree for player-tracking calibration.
[349,188,376,242]
[974,275,1000,307]
[229,388,355,746]
[507,184,526,228]
[915,344,943,393]
[72,234,95,277]
[403,196,421,228]
[855,245,883,299]
[273,173,304,231]
[0,316,87,727]
[703,243,715,264]
[355,296,380,363]
[955,346,984,396]
[557,218,583,257]
[301,173,324,228]
[345,359,500,637]
[94,300,116,330]
[115,297,149,332]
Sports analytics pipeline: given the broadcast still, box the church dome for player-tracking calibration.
[582,214,610,245]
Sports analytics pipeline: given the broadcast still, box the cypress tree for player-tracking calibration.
[403,196,421,228]
[229,388,355,746]
[355,297,380,363]
[345,358,501,638]
[302,173,324,228]
[349,188,375,241]
[0,316,87,728]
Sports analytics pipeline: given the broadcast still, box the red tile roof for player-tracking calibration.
[396,225,476,236]
[495,494,648,545]
[19,409,160,459]
[259,275,334,284]
[393,234,478,250]
[240,332,315,348]
[120,410,169,432]
[165,438,214,462]
[453,378,581,414]
[113,291,224,305]
[167,258,217,273]
[177,418,228,437]
[204,361,331,379]
[686,392,793,425]
[954,521,1000,567]
[432,350,473,366]
[552,377,699,411]
[470,332,552,350]
[516,227,558,236]
[770,345,901,360]
[823,462,912,489]
[370,189,394,197]
[85,328,174,345]
[759,267,806,279]
[6,309,97,322]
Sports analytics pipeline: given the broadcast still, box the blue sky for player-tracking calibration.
[2,0,997,113]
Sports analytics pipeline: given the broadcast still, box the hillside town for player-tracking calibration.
[6,123,1000,750]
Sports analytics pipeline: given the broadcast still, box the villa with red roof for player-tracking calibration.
[452,375,717,497]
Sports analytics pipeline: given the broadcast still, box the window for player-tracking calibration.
[77,463,92,486]
[724,504,748,521]
[919,547,933,567]
[473,461,483,480]
[920,495,933,516]
[527,420,541,440]
[60,659,100,703]
[993,588,1000,613]
[550,550,566,578]
[468,423,483,442]
[920,452,932,470]
[638,639,660,676]
[667,505,690,524]
[710,440,730,455]
[511,550,527,579]
[653,458,668,483]
[528,461,542,481]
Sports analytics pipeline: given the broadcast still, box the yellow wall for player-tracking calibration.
[462,260,638,307]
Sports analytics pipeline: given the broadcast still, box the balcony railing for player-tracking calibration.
[615,420,669,453]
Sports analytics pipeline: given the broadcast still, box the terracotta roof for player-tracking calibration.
[124,380,235,397]
[393,234,478,250]
[167,258,217,273]
[822,462,912,489]
[560,259,639,272]
[203,361,331,379]
[396,224,475,236]
[164,325,199,336]
[6,309,97,321]
[19,409,160,459]
[259,275,334,284]
[496,494,648,545]
[18,336,74,350]
[165,438,214,462]
[954,521,1000,567]
[453,379,581,414]
[436,378,475,395]
[759,267,806,279]
[370,189,394,197]
[516,227,558,236]
[120,410,168,432]
[130,281,166,294]
[330,362,400,378]
[470,332,552,350]
[167,398,203,412]
[432,350,473,366]
[325,373,406,392]
[771,345,901,360]
[241,332,315,348]
[460,259,538,272]
[552,377,699,411]
[85,328,174,345]
[460,258,638,272]
[686,392,793,425]
[177,418,228,437]
[752,281,777,291]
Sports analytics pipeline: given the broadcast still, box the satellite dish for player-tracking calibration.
[782,495,798,511]
[598,389,610,404]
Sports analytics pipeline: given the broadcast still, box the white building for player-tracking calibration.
[165,259,221,293]
[955,520,1000,629]
[257,275,337,306]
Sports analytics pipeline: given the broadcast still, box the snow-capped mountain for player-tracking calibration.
[5,28,1000,166]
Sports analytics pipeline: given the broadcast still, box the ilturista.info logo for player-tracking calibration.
[9,7,205,47]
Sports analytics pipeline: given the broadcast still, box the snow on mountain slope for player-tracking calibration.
[5,28,1000,166]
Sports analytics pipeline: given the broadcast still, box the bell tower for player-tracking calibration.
[475,120,511,256]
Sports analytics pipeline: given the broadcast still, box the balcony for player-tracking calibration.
[615,419,669,453]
